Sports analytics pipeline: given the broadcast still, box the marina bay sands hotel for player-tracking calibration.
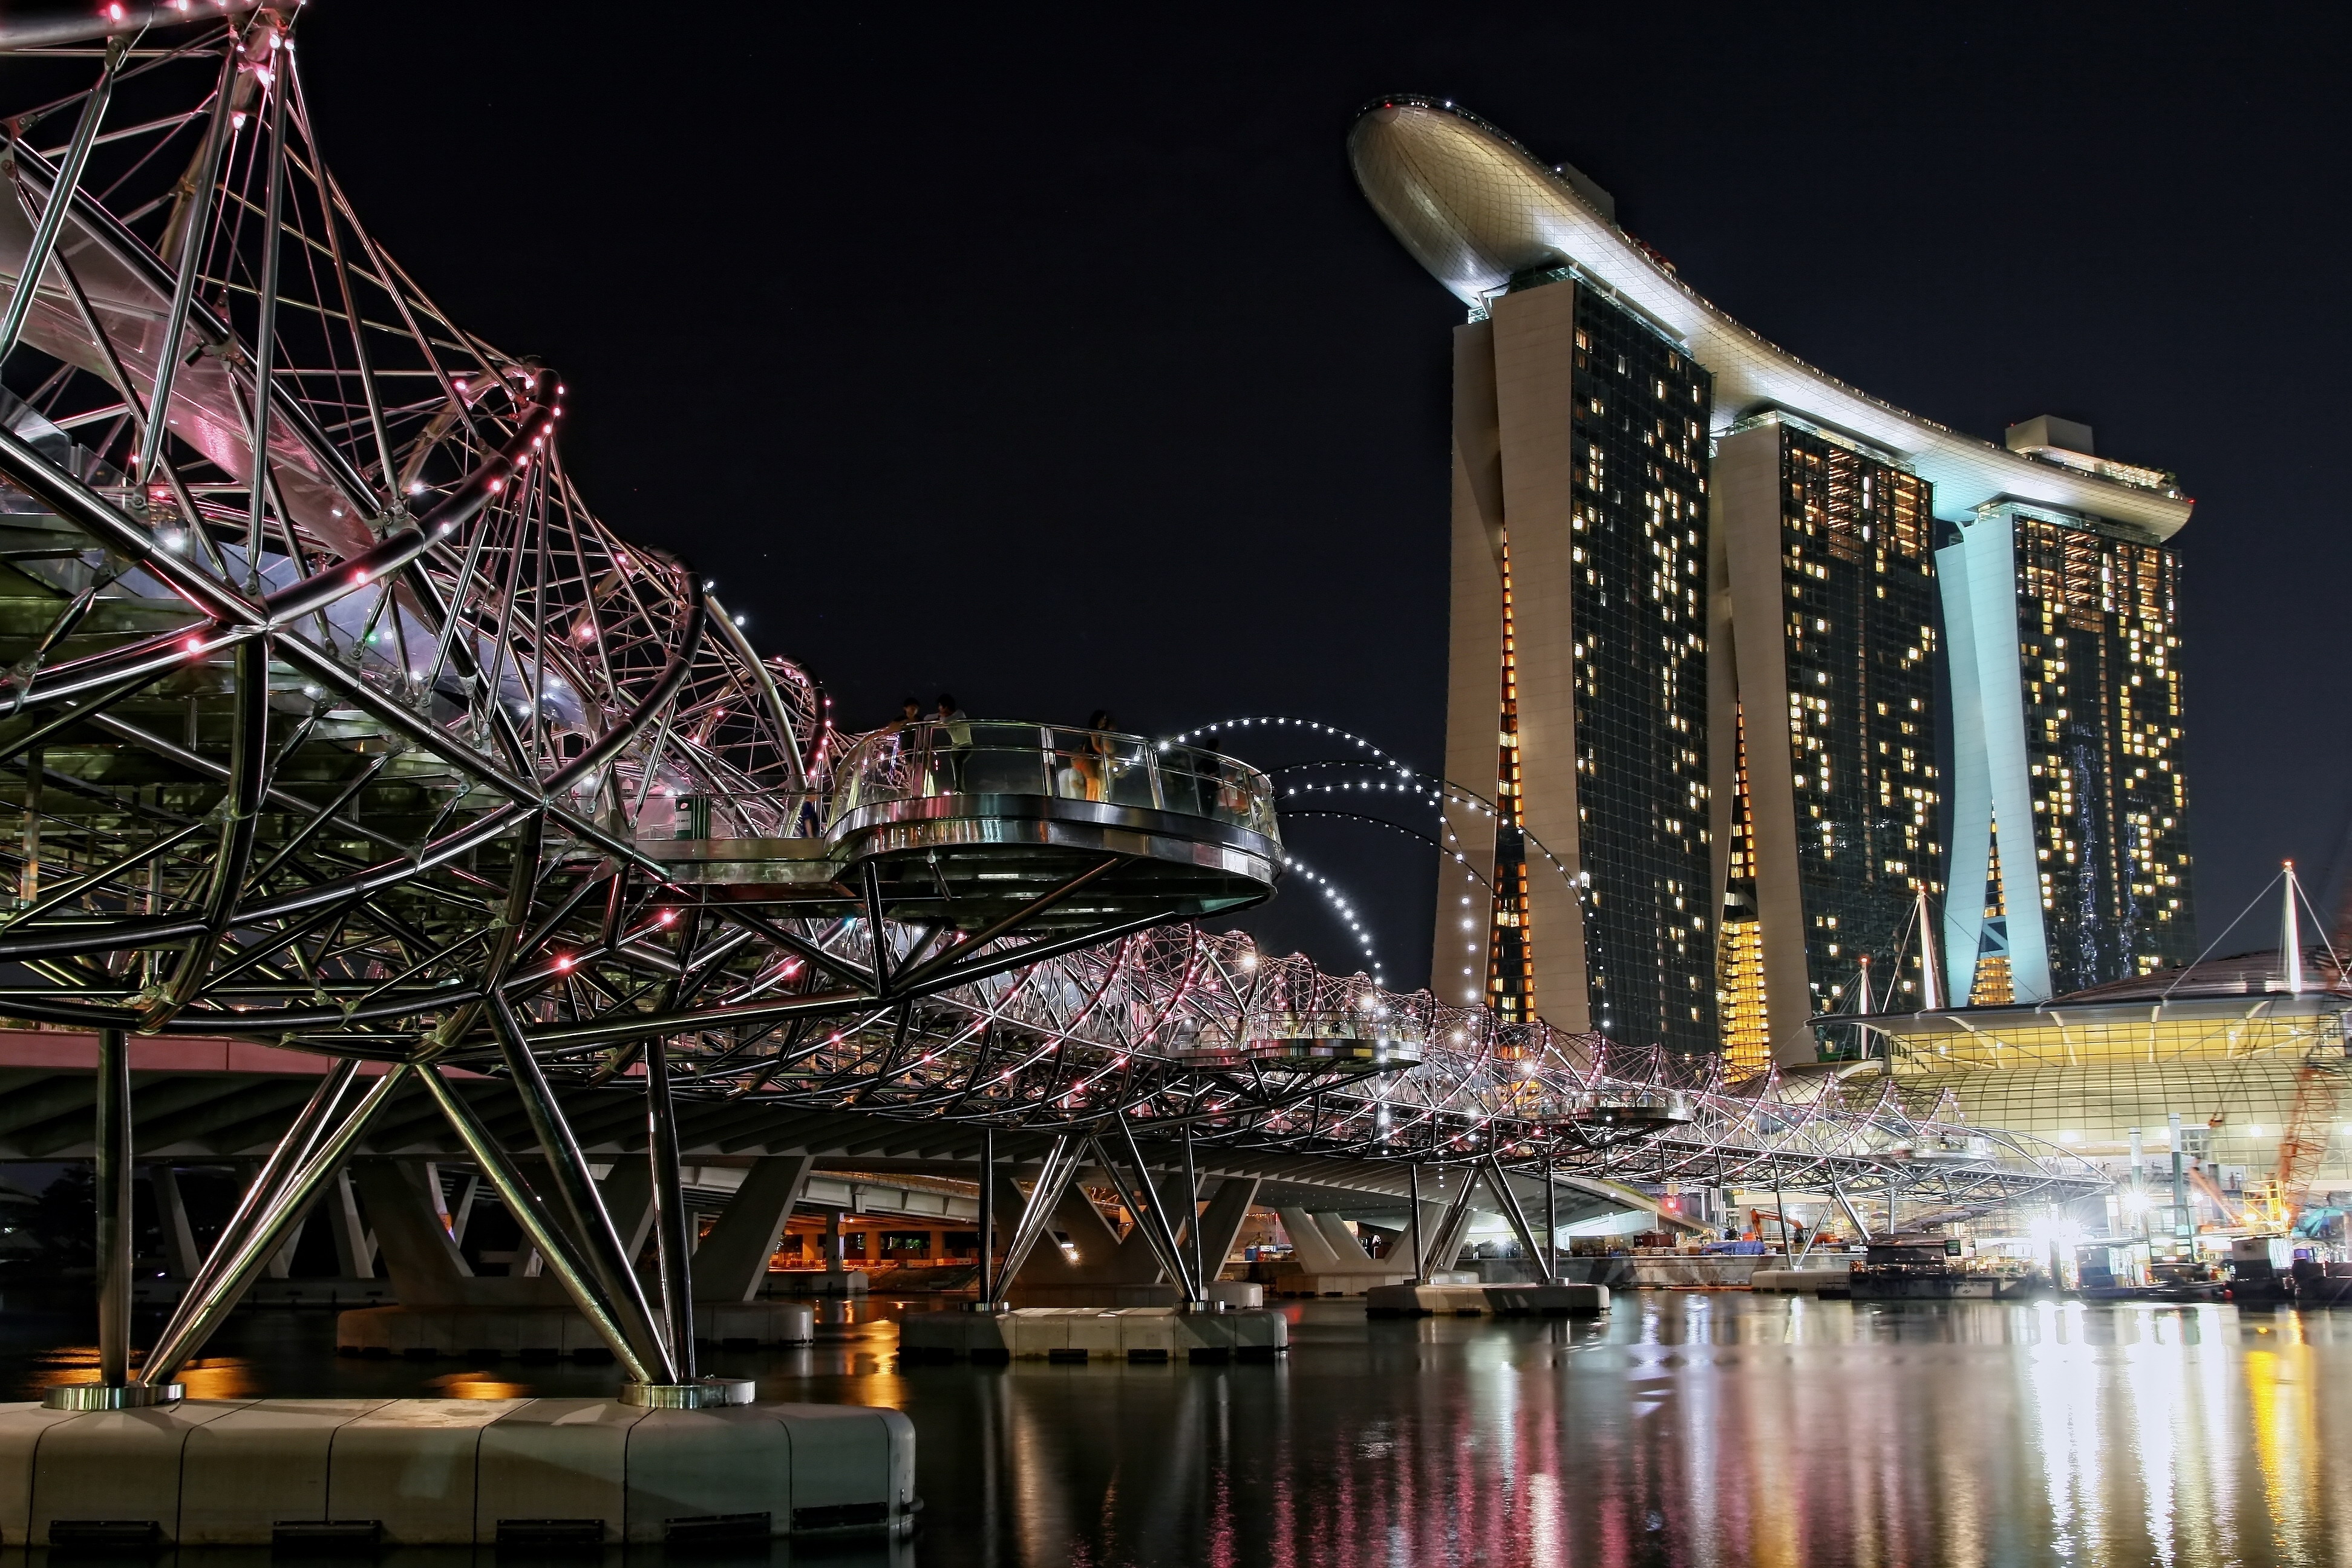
[1350,99,2196,1070]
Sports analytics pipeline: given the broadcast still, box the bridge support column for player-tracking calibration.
[1483,1159,1554,1284]
[94,1028,132,1387]
[327,1167,376,1279]
[596,1155,658,1264]
[151,1166,201,1281]
[1311,1212,1370,1264]
[1423,1172,1483,1275]
[990,1164,1123,1287]
[984,1135,1083,1308]
[132,1063,410,1395]
[691,1155,814,1303]
[1190,1177,1259,1281]
[1275,1208,1347,1274]
[1089,1131,1198,1301]
[349,1160,474,1307]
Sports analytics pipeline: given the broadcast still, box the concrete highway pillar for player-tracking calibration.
[150,1166,201,1281]
[1189,1177,1259,1278]
[1276,1207,1347,1273]
[326,1166,376,1279]
[596,1156,658,1264]
[691,1155,814,1302]
[1312,1212,1368,1262]
[350,1160,472,1306]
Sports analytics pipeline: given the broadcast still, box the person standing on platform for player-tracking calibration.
[935,694,970,792]
[895,696,927,792]
[1080,710,1119,803]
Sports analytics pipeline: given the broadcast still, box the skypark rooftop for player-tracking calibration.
[1348,97,2193,541]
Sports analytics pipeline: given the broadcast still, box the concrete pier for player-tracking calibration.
[0,1397,915,1544]
[336,1301,816,1359]
[898,1307,1287,1364]
[1749,1260,1855,1295]
[1362,1282,1610,1317]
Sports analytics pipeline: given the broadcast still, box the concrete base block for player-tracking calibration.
[898,1307,1289,1364]
[336,1301,815,1359]
[0,1397,913,1544]
[132,1276,398,1310]
[1627,1253,1793,1289]
[697,1301,820,1348]
[1004,1282,1185,1309]
[1265,1270,1416,1298]
[1206,1280,1263,1308]
[1364,1282,1611,1318]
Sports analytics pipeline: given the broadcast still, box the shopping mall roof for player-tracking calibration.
[1864,948,2352,1042]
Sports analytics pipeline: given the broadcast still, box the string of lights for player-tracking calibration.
[1276,851,1385,984]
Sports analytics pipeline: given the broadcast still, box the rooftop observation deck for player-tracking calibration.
[638,721,1282,932]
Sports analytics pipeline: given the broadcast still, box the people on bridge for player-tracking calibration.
[935,694,970,791]
[1079,710,1120,803]
[893,697,927,791]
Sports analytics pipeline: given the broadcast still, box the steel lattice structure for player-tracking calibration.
[0,8,2098,1396]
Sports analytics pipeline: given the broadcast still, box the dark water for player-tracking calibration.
[6,1289,2350,1567]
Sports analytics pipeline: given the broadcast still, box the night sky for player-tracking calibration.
[288,5,2349,991]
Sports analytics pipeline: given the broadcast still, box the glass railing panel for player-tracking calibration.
[961,743,1050,797]
[822,721,1276,839]
[1104,749,1157,809]
[637,789,822,840]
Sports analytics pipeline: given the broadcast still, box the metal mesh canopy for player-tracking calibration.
[1873,947,2352,1180]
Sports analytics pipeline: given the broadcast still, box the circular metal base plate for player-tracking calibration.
[42,1382,184,1410]
[620,1378,756,1408]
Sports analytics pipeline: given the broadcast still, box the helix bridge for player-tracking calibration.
[0,6,2099,1393]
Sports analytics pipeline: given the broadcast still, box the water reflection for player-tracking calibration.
[5,1292,2352,1565]
[22,1343,255,1401]
[427,1369,529,1400]
[849,1295,2352,1568]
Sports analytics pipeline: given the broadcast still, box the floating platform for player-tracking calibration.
[1846,1275,2004,1301]
[1750,1264,1855,1296]
[1264,1270,1419,1298]
[0,1396,914,1545]
[1363,1282,1610,1318]
[1002,1280,1266,1310]
[898,1307,1287,1364]
[336,1302,815,1360]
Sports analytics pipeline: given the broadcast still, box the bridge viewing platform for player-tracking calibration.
[636,720,1282,932]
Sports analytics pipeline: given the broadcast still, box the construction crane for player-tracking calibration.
[2273,1053,2345,1220]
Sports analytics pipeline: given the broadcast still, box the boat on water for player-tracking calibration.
[2073,1241,2226,1304]
[1847,1236,2018,1301]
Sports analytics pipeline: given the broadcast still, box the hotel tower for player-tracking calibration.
[1349,99,2197,1067]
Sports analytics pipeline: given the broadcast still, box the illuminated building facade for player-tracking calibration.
[1430,272,1716,1054]
[1712,414,1942,1071]
[1939,418,2196,1005]
[1350,99,2195,1065]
